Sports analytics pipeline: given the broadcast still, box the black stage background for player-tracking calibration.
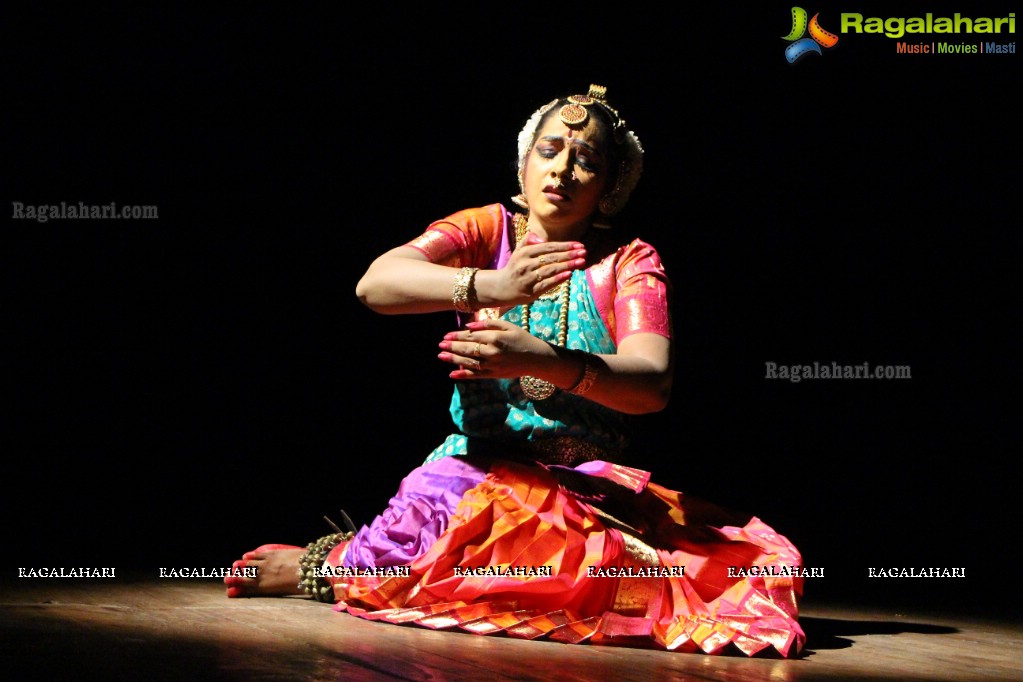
[5,4,1018,618]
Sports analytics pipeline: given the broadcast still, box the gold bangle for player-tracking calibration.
[452,267,479,313]
[567,351,598,396]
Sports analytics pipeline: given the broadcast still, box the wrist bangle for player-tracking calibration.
[453,267,480,313]
[567,350,598,396]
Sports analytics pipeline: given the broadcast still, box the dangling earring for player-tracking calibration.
[592,194,617,229]
[594,159,626,227]
[598,194,617,216]
[512,165,529,209]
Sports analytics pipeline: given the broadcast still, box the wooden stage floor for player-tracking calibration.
[1,577,1020,681]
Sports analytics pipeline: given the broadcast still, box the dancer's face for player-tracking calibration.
[522,115,611,238]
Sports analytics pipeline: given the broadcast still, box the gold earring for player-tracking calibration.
[598,195,617,215]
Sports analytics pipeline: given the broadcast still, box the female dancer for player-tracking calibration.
[226,85,804,657]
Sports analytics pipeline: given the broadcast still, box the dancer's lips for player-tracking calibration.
[542,184,570,201]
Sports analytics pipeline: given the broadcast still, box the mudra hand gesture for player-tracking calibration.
[490,232,587,306]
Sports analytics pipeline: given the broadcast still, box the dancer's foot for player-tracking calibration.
[225,544,306,598]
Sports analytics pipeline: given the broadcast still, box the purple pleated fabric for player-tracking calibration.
[342,456,488,568]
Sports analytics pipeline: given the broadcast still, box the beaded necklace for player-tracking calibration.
[514,213,570,401]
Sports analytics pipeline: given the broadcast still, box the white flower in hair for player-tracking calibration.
[516,99,558,181]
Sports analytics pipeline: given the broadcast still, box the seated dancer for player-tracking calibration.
[226,85,805,657]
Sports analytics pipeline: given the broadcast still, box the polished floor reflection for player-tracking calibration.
[1,577,1020,681]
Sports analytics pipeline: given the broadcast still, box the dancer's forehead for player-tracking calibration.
[534,118,608,158]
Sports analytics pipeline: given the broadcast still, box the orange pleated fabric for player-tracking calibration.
[328,460,804,657]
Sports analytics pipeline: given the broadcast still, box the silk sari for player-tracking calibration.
[324,206,804,656]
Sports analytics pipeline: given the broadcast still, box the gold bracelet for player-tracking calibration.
[567,351,598,396]
[452,267,479,313]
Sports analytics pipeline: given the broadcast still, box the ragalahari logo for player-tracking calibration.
[783,7,839,63]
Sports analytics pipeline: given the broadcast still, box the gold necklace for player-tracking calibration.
[514,213,570,401]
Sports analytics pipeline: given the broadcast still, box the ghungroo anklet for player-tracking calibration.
[298,513,357,603]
